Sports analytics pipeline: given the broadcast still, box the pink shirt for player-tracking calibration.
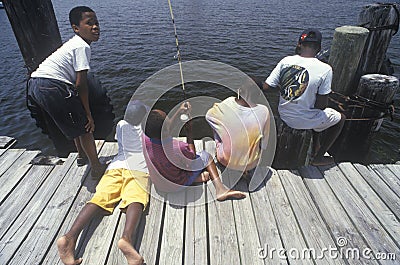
[143,136,196,192]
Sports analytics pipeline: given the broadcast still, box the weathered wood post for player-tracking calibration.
[328,26,370,95]
[272,119,312,169]
[330,74,399,162]
[358,3,399,74]
[2,0,62,74]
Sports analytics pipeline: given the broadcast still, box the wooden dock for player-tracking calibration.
[0,139,399,264]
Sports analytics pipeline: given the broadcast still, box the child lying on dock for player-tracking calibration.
[57,102,149,265]
[143,102,246,201]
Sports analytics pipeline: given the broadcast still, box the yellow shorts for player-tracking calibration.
[89,168,150,213]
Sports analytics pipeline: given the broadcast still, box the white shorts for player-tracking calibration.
[312,108,342,132]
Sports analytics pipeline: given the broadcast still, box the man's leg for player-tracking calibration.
[118,202,145,265]
[73,138,88,166]
[57,203,107,265]
[205,160,246,201]
[312,113,346,165]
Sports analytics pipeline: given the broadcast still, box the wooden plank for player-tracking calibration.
[185,183,208,265]
[248,170,287,265]
[107,213,127,265]
[385,164,400,181]
[279,170,345,264]
[300,166,378,265]
[158,189,186,265]
[137,184,166,265]
[369,164,400,199]
[204,140,240,264]
[0,164,54,239]
[184,139,208,265]
[207,182,240,265]
[352,164,400,222]
[265,169,313,265]
[41,143,112,265]
[0,150,39,204]
[338,163,400,245]
[0,156,74,264]
[0,136,16,149]
[321,163,399,260]
[8,141,112,265]
[230,177,264,265]
[0,149,25,177]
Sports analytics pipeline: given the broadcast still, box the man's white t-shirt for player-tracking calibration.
[266,55,333,130]
[107,120,149,173]
[31,35,91,85]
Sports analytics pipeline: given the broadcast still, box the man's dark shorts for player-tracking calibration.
[27,78,88,140]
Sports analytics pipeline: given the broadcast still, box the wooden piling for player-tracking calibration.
[272,119,312,169]
[328,26,369,96]
[330,74,399,162]
[358,3,400,74]
[2,0,62,74]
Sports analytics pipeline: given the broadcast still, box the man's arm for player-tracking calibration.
[76,70,94,133]
[314,94,329,110]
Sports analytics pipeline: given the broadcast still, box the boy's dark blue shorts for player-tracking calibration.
[27,78,88,140]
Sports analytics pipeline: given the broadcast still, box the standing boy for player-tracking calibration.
[57,102,149,265]
[27,6,104,177]
[264,29,345,166]
[144,103,246,201]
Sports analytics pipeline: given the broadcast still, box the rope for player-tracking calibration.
[358,3,400,36]
[330,91,395,121]
[167,0,187,100]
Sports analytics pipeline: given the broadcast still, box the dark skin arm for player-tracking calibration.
[314,94,329,110]
[169,102,195,154]
[75,70,94,133]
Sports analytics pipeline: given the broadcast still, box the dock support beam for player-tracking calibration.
[328,26,369,96]
[3,0,62,74]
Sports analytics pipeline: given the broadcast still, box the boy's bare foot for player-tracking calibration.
[216,189,246,201]
[310,156,335,166]
[118,238,144,265]
[56,235,82,265]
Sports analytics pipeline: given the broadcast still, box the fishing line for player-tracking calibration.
[167,0,189,121]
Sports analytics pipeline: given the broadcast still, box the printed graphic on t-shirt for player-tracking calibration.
[279,65,309,101]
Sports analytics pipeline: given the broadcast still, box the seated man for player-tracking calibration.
[264,29,345,166]
[143,103,246,201]
[205,78,270,174]
[57,102,149,265]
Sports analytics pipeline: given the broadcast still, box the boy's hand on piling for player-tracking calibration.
[85,115,95,133]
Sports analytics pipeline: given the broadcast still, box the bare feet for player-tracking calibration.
[118,238,144,265]
[216,188,246,201]
[56,235,82,265]
[311,156,335,166]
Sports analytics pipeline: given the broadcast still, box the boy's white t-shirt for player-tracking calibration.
[31,35,91,85]
[107,120,149,173]
[206,97,270,170]
[266,55,333,129]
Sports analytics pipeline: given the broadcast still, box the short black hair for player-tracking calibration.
[301,41,321,53]
[144,110,165,139]
[124,104,147,126]
[69,6,94,26]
